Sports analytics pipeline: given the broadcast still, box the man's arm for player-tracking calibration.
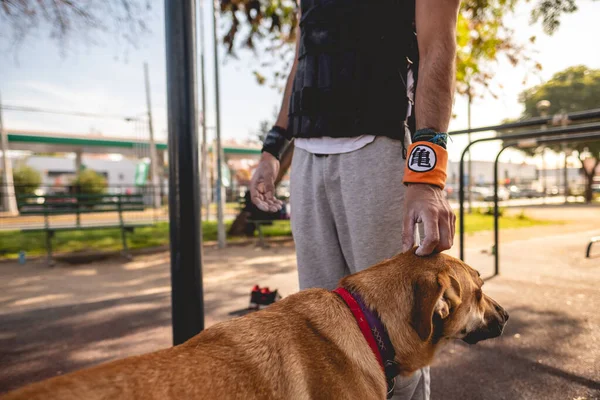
[414,0,460,133]
[250,31,300,212]
[401,0,460,256]
[274,33,301,130]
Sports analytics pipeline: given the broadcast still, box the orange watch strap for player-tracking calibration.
[402,141,448,189]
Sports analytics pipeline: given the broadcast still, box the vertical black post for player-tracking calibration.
[493,151,501,276]
[459,146,469,261]
[165,0,205,345]
[493,144,514,277]
[118,196,129,255]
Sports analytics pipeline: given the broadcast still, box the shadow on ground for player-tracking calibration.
[0,245,299,394]
[431,304,600,400]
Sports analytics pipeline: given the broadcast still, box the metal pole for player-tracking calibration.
[0,92,18,215]
[199,0,210,222]
[459,147,466,261]
[493,144,512,277]
[450,108,600,136]
[144,62,162,210]
[165,0,205,345]
[563,148,569,203]
[212,0,226,248]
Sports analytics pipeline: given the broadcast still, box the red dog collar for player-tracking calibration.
[333,287,384,369]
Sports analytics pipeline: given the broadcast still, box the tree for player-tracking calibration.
[218,0,588,91]
[0,0,152,54]
[72,169,107,195]
[515,66,600,203]
[10,164,41,196]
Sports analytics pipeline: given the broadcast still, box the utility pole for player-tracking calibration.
[165,0,205,344]
[199,0,210,222]
[144,62,161,209]
[212,0,226,248]
[0,92,18,215]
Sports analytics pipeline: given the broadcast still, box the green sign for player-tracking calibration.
[135,161,149,186]
[221,162,231,188]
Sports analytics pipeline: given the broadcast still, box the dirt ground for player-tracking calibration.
[0,205,599,399]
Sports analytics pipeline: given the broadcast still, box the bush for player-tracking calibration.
[473,206,505,217]
[516,209,528,220]
[12,165,42,196]
[72,169,107,195]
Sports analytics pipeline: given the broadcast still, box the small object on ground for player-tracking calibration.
[249,285,281,310]
[18,251,26,265]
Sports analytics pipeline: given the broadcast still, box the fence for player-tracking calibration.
[0,183,168,231]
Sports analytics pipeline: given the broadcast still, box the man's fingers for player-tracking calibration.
[436,213,452,252]
[250,181,271,212]
[262,181,283,212]
[401,211,416,253]
[450,211,457,241]
[416,212,440,256]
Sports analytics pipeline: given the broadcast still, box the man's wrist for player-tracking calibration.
[413,128,448,149]
[261,126,288,160]
[402,141,448,189]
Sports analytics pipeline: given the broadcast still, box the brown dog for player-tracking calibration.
[2,250,508,400]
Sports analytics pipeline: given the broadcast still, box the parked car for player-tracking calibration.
[482,186,510,202]
[519,188,545,198]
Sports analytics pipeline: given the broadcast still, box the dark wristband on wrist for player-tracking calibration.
[413,128,448,149]
[261,126,288,160]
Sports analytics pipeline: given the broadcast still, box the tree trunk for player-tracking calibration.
[580,157,599,204]
[228,141,295,236]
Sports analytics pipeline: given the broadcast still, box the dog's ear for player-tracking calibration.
[412,272,463,341]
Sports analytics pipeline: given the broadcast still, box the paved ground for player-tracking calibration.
[0,205,599,399]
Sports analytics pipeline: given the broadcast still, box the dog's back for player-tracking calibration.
[2,289,383,400]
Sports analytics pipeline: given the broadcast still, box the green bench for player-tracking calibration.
[17,193,151,266]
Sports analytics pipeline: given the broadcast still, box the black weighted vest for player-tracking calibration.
[288,0,419,140]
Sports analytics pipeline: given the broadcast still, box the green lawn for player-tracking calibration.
[0,213,553,259]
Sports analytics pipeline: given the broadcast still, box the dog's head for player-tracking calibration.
[410,252,509,345]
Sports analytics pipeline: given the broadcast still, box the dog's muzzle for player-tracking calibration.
[462,303,509,345]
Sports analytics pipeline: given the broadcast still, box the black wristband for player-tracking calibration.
[261,126,288,160]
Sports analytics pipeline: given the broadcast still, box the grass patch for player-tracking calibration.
[0,213,554,259]
[463,212,556,234]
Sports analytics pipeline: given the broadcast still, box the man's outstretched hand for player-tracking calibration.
[250,152,284,213]
[401,183,455,256]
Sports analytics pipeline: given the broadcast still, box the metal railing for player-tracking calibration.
[0,183,168,230]
[455,108,600,277]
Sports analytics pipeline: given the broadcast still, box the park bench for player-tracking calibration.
[586,236,600,258]
[237,193,289,248]
[16,193,151,266]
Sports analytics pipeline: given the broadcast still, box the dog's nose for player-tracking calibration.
[495,303,509,323]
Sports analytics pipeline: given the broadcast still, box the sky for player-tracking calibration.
[1,0,600,165]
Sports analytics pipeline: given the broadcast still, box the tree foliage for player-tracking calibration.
[218,0,589,92]
[11,164,41,196]
[72,169,107,195]
[520,66,600,118]
[0,0,152,54]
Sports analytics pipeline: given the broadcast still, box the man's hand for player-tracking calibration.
[250,152,283,212]
[401,183,455,256]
